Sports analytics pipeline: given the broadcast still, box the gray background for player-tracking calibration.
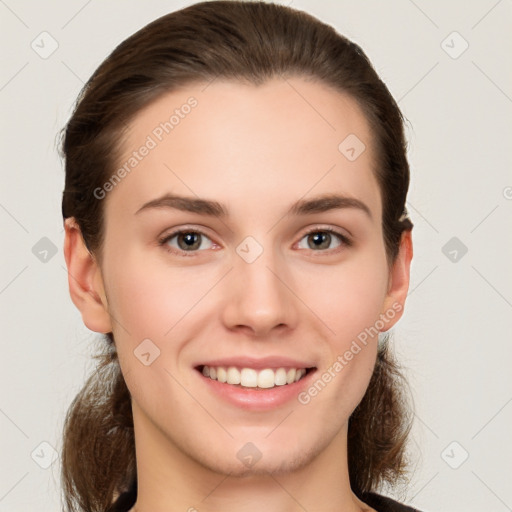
[1,1,511,511]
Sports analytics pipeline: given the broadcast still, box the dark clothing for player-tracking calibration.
[361,491,423,511]
[106,483,136,512]
[108,484,423,512]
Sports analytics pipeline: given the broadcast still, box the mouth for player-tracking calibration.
[195,364,316,390]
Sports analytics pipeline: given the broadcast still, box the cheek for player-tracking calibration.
[296,252,389,343]
[104,250,219,341]
[298,260,387,415]
[105,257,214,404]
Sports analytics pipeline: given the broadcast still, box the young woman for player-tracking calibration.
[60,2,420,511]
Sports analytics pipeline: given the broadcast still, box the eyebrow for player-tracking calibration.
[135,192,372,219]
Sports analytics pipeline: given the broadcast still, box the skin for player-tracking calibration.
[64,77,413,512]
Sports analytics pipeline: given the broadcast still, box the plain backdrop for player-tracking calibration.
[1,1,511,511]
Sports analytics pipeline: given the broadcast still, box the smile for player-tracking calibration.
[198,365,314,389]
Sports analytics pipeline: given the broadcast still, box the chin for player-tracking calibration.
[194,442,319,478]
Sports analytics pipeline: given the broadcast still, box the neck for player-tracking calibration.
[128,401,373,512]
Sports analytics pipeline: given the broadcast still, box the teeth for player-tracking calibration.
[216,366,227,383]
[201,365,309,389]
[241,368,258,387]
[227,366,241,385]
[258,369,275,389]
[275,368,287,385]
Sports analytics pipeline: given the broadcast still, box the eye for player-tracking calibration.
[296,227,352,253]
[158,228,216,256]
[158,226,352,257]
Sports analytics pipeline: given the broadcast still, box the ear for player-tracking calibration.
[63,218,112,333]
[380,229,413,331]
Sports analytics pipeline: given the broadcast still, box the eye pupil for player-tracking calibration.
[178,232,201,250]
[165,228,345,256]
[309,232,330,250]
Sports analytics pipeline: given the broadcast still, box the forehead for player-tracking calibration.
[104,77,381,223]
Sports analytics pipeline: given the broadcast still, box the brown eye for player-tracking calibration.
[297,228,352,252]
[159,229,215,255]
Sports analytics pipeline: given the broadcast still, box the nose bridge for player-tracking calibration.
[222,236,297,335]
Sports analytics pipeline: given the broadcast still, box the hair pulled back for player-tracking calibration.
[60,2,414,511]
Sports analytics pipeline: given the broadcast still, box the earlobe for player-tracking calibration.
[63,218,112,333]
[380,230,413,331]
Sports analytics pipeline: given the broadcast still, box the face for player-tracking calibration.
[84,77,409,477]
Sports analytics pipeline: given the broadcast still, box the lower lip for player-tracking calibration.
[195,368,317,411]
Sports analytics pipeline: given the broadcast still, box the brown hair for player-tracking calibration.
[59,2,414,511]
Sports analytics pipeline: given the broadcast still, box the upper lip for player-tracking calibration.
[195,356,316,370]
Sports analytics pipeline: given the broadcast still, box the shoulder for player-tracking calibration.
[360,491,424,512]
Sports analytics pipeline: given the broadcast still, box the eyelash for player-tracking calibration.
[157,226,353,257]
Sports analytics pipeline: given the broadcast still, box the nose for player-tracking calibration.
[221,246,299,338]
